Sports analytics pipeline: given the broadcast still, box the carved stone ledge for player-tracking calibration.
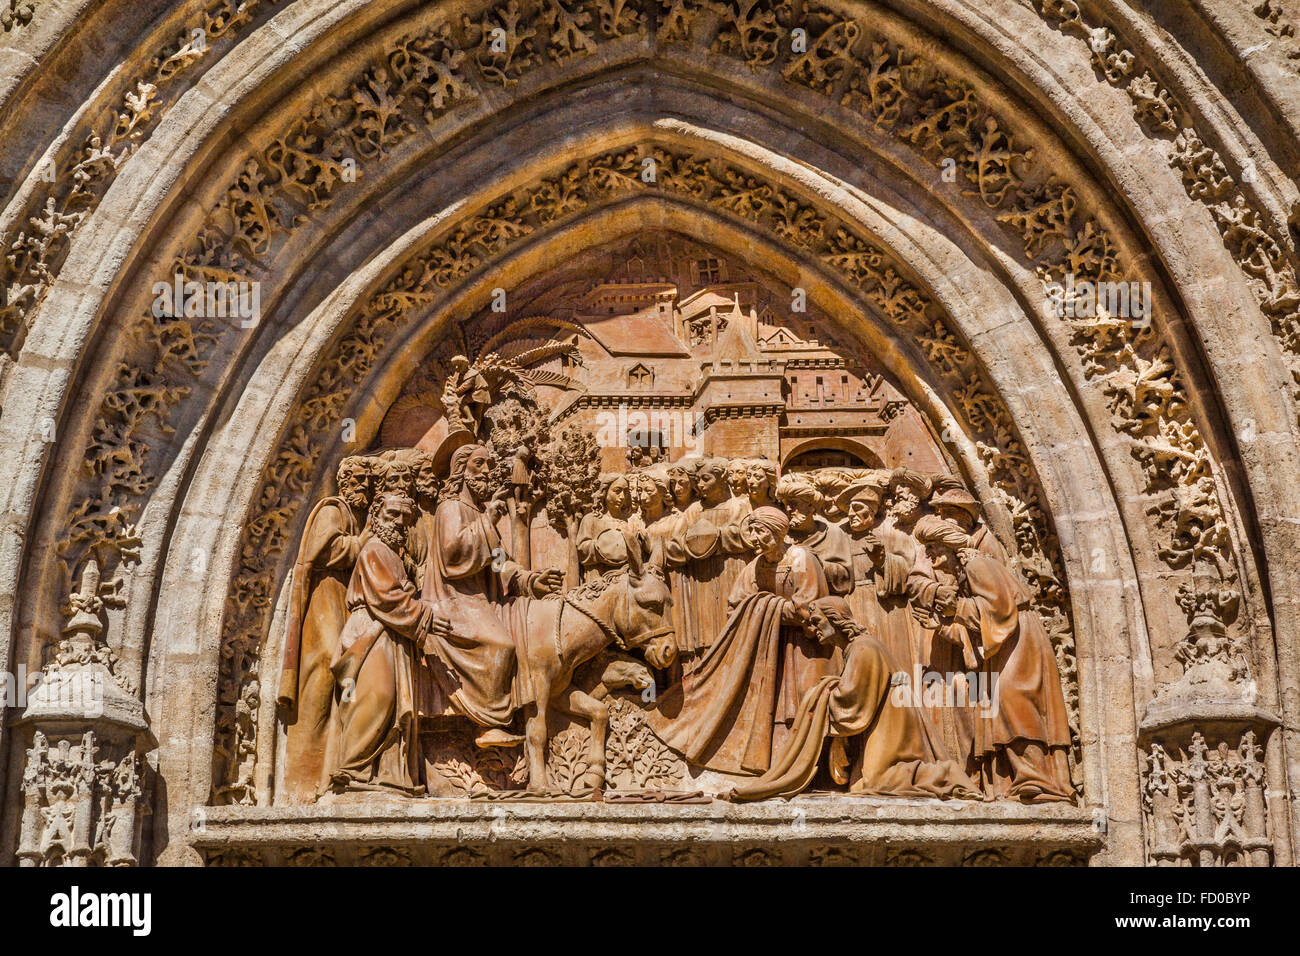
[190,798,1103,866]
[1139,699,1281,740]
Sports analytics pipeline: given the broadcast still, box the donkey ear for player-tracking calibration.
[626,535,644,576]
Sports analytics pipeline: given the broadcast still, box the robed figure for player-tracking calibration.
[949,547,1074,801]
[578,474,652,581]
[731,597,978,801]
[418,443,562,748]
[663,457,751,671]
[776,473,854,597]
[649,507,828,775]
[278,456,371,802]
[329,492,449,793]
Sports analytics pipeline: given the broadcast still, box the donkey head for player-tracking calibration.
[611,563,677,671]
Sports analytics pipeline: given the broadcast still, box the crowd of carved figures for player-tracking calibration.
[279,383,1075,804]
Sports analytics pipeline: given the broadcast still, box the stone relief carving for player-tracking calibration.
[264,261,1077,810]
[13,561,151,867]
[49,1,1241,657]
[11,0,1285,868]
[200,121,1090,807]
[0,0,35,33]
[0,0,271,360]
[1142,730,1272,867]
[24,3,1253,816]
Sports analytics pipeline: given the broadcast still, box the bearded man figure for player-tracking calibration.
[873,469,941,685]
[420,443,562,749]
[278,455,373,803]
[329,491,451,794]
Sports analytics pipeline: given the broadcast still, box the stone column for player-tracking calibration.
[1138,581,1279,866]
[11,559,152,867]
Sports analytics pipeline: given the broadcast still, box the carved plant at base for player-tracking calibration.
[604,696,685,790]
[544,726,590,792]
[426,726,527,793]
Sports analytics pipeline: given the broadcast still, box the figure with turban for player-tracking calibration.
[944,546,1075,801]
[912,475,996,766]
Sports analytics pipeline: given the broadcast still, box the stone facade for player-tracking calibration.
[0,0,1297,866]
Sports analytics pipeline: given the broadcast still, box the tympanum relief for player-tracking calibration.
[274,237,1076,805]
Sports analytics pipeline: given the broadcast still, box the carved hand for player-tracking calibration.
[423,615,454,656]
[486,492,510,524]
[530,568,564,597]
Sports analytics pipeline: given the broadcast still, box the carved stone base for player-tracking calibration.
[192,798,1103,866]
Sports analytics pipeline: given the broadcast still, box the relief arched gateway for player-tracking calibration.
[0,0,1291,867]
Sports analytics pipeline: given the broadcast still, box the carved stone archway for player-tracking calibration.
[782,439,882,472]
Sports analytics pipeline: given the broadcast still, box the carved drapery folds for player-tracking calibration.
[21,3,1250,801]
[48,0,1252,684]
[211,142,1089,803]
[238,236,1080,820]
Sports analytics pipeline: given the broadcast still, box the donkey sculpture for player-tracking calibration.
[519,551,677,794]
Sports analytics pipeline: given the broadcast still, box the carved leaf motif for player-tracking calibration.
[712,0,789,71]
[593,0,642,37]
[545,726,590,792]
[543,0,598,60]
[782,18,861,94]
[346,69,412,160]
[468,0,539,86]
